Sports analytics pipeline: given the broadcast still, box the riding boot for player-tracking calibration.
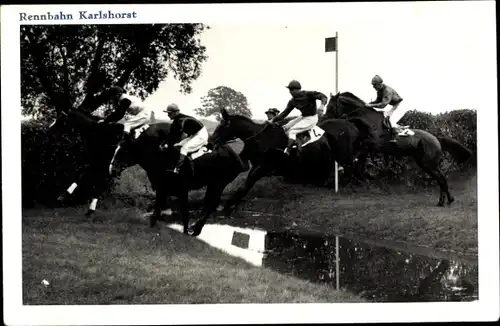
[118,131,129,145]
[173,154,186,174]
[285,138,296,155]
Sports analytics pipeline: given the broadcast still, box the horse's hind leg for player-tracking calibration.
[189,184,225,237]
[435,168,454,205]
[418,162,449,206]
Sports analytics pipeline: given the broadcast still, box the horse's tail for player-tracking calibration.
[437,137,473,164]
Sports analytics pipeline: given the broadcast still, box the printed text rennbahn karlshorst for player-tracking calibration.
[19,10,138,21]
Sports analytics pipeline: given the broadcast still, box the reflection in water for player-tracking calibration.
[166,223,478,302]
[263,232,478,302]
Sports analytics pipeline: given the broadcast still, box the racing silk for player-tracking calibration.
[274,90,328,121]
[370,84,403,108]
[166,113,204,146]
[103,94,147,123]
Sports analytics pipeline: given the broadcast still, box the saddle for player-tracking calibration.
[382,117,414,138]
[130,123,150,140]
[179,145,213,177]
[296,126,325,147]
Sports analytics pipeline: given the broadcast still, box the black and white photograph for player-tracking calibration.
[2,1,499,325]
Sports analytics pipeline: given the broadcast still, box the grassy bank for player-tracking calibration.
[111,163,477,258]
[22,207,364,304]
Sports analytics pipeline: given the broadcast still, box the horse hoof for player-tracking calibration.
[187,226,201,237]
[447,197,455,205]
[85,210,95,218]
[437,202,445,207]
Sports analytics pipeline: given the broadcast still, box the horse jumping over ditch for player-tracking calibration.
[109,129,247,236]
[324,91,473,206]
[210,107,367,217]
[48,107,172,217]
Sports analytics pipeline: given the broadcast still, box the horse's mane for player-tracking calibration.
[229,114,267,126]
[339,92,366,108]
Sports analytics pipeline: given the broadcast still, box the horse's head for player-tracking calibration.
[325,92,341,119]
[209,107,243,147]
[47,108,71,132]
[325,92,370,119]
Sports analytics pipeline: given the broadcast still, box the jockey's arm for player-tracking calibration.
[272,100,294,122]
[310,91,328,109]
[103,98,131,123]
[371,89,392,109]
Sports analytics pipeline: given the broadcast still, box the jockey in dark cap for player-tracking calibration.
[271,80,327,154]
[160,103,209,174]
[265,108,280,121]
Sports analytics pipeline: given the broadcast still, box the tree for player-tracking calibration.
[20,24,209,118]
[195,86,252,121]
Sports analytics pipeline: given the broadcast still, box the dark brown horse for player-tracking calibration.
[210,108,365,217]
[324,92,473,206]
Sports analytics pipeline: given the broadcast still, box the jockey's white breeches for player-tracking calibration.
[118,110,150,133]
[383,102,408,127]
[283,114,319,141]
[178,126,209,156]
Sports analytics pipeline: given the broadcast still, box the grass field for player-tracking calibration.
[22,205,364,304]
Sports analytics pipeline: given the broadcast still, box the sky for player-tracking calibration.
[144,1,497,121]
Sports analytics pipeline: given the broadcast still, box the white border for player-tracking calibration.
[2,2,499,325]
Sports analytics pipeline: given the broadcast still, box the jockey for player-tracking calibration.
[271,80,327,154]
[265,108,280,121]
[160,103,209,174]
[365,75,409,138]
[100,86,150,138]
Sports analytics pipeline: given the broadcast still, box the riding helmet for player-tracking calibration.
[165,103,180,112]
[371,75,383,85]
[286,80,302,90]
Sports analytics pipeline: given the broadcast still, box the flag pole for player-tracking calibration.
[336,235,340,290]
[334,31,339,193]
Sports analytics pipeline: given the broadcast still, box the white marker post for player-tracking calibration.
[335,235,340,290]
[325,32,339,193]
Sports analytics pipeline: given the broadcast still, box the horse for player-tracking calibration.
[109,131,247,236]
[209,107,365,217]
[324,91,473,206]
[48,107,172,216]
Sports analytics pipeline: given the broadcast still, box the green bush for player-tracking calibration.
[22,120,116,207]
